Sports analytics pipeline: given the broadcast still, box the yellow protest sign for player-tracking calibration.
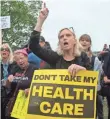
[26,70,98,119]
[11,90,28,119]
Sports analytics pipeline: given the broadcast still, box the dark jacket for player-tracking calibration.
[29,31,91,70]
[1,61,17,80]
[10,63,38,92]
[98,51,109,62]
[103,51,110,79]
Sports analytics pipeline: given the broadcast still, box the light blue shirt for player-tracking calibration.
[93,57,102,91]
[2,62,9,80]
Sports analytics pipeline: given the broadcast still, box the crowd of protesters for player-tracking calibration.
[1,4,110,119]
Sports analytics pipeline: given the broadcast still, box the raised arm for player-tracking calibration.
[29,3,59,64]
[34,3,48,32]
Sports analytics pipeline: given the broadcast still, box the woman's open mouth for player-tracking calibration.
[64,42,69,46]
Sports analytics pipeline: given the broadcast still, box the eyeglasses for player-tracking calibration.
[68,27,75,33]
[0,48,10,52]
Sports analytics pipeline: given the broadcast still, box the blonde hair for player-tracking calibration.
[0,43,13,63]
[57,28,83,57]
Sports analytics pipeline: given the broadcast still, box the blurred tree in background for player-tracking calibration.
[1,0,42,50]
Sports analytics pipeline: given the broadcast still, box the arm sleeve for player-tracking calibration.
[29,30,59,64]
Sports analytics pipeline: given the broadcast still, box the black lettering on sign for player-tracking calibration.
[34,75,57,81]
[59,75,81,82]
[83,77,96,83]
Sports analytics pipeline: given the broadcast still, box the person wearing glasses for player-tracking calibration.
[29,4,91,75]
[0,43,15,119]
[0,43,14,82]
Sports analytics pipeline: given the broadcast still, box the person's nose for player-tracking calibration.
[63,35,67,41]
[83,40,87,43]
[19,59,22,63]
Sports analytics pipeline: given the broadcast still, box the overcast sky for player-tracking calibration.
[41,0,110,51]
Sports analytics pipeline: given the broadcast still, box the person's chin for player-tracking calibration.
[20,65,25,69]
[2,55,8,58]
[62,46,69,50]
[82,47,87,51]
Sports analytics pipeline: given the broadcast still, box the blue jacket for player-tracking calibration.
[28,52,41,68]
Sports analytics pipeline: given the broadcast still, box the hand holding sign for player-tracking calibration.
[8,75,14,82]
[68,64,86,76]
[24,88,30,97]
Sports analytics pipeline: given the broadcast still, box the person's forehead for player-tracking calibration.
[14,53,26,58]
[80,37,90,41]
[2,45,9,48]
[60,29,73,35]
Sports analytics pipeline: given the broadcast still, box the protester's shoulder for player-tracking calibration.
[9,61,18,70]
[79,52,92,70]
[9,61,17,66]
[107,51,110,56]
[46,50,60,61]
[76,52,89,62]
[104,51,110,60]
[105,48,110,52]
[94,56,101,64]
[9,62,21,74]
[29,63,38,70]
[28,52,41,61]
[93,56,102,70]
[80,52,89,60]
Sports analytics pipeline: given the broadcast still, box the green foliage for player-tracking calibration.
[1,0,42,49]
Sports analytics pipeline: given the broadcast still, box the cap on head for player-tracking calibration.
[40,36,45,42]
[14,49,28,56]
